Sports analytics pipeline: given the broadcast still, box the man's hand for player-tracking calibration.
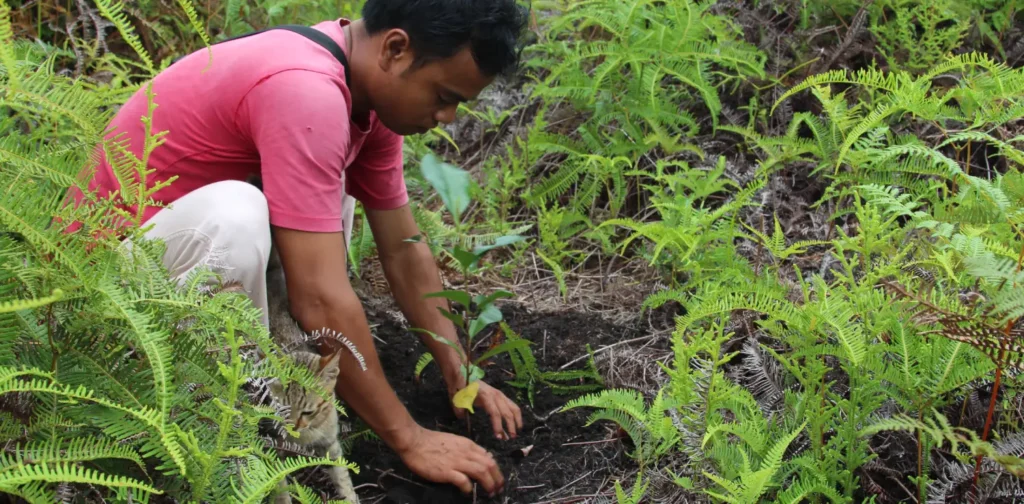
[395,424,504,496]
[448,379,524,440]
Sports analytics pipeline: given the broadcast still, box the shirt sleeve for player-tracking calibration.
[345,121,409,210]
[240,70,350,233]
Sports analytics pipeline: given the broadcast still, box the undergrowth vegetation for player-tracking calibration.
[4,0,1024,502]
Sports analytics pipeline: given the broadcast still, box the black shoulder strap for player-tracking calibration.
[271,25,351,84]
[171,24,351,84]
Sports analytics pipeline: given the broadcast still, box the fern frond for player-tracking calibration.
[2,437,146,471]
[0,288,64,314]
[674,290,798,335]
[0,480,58,504]
[232,455,357,504]
[771,68,908,115]
[0,0,20,92]
[0,461,161,496]
[173,0,212,57]
[2,54,116,138]
[91,0,155,72]
[0,371,186,476]
[413,352,434,382]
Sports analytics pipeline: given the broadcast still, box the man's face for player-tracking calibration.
[368,32,494,136]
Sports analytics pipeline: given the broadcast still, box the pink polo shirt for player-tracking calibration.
[68,18,407,234]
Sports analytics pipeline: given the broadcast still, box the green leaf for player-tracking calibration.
[410,328,466,359]
[473,338,532,365]
[468,364,485,382]
[469,303,503,339]
[420,153,471,221]
[414,353,435,382]
[473,289,515,309]
[436,307,465,329]
[459,363,485,383]
[472,234,527,255]
[424,290,472,309]
[450,246,481,272]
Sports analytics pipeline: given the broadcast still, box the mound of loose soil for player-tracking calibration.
[341,303,651,504]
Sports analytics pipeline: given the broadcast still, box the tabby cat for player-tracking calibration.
[263,246,360,504]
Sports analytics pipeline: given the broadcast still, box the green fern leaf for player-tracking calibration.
[0,461,161,496]
[91,0,155,72]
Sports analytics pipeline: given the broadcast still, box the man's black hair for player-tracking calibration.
[361,0,529,78]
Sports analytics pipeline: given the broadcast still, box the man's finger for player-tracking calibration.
[460,455,498,495]
[473,450,504,495]
[502,399,518,439]
[493,398,516,439]
[446,469,473,494]
[488,451,505,492]
[485,396,507,440]
[513,401,524,431]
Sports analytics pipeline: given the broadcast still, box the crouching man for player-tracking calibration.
[66,0,528,497]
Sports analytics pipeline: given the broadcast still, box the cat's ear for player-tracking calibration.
[318,351,341,384]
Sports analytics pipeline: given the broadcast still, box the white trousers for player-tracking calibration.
[138,179,355,328]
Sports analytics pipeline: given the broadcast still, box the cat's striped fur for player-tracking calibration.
[264,242,359,503]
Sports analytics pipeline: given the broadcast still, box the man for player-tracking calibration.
[68,0,529,497]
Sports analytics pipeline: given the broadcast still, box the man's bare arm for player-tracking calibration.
[365,204,523,439]
[270,226,419,450]
[364,205,466,386]
[269,224,505,495]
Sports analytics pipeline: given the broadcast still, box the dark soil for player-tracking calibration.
[340,303,653,504]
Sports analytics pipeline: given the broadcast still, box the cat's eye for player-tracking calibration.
[301,410,315,416]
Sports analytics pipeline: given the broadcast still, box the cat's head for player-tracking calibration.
[267,350,341,432]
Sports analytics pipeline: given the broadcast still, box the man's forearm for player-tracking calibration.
[380,242,467,387]
[290,289,422,453]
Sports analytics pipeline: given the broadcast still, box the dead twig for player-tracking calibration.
[562,438,619,447]
[537,471,594,501]
[374,468,429,489]
[530,492,615,504]
[518,484,546,490]
[558,333,666,370]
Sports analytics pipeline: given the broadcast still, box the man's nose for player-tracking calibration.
[435,104,457,125]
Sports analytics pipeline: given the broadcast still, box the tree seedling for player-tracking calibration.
[407,154,531,432]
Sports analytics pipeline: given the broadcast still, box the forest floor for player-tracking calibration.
[349,304,646,504]
[287,254,677,504]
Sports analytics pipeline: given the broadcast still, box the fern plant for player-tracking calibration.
[599,157,762,288]
[521,0,766,222]
[1,6,358,503]
[765,52,1023,191]
[561,389,681,469]
[575,181,1013,502]
[870,0,972,74]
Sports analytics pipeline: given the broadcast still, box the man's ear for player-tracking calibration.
[318,351,341,385]
[377,28,413,72]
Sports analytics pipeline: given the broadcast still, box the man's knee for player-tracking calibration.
[204,180,269,230]
[202,181,272,265]
[150,179,271,272]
